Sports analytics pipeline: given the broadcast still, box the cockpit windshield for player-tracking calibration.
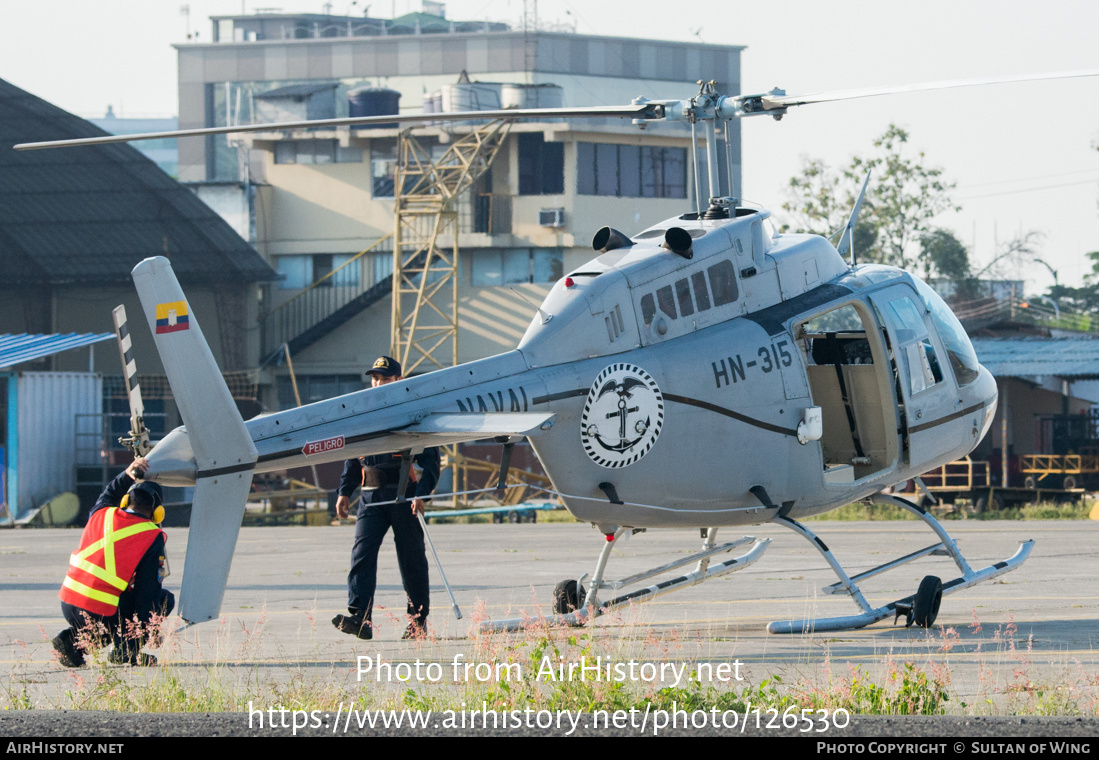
[911,277,981,386]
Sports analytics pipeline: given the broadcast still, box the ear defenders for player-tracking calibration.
[122,480,165,525]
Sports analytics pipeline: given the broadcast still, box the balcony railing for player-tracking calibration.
[262,234,394,358]
[456,193,512,235]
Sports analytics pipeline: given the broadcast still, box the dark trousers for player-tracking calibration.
[59,588,175,659]
[348,495,430,624]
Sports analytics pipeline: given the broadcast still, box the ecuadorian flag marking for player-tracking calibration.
[155,301,190,334]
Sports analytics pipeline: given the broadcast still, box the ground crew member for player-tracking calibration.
[332,356,440,640]
[51,457,173,667]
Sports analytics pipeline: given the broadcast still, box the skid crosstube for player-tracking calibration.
[766,494,1034,634]
[479,530,770,633]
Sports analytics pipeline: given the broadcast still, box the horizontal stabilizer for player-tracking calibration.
[345,412,557,457]
[404,412,555,439]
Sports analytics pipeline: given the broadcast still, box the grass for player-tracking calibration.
[6,602,1099,720]
[972,501,1093,520]
[3,505,1093,718]
[806,498,1095,521]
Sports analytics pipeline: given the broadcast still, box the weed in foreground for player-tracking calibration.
[7,602,1099,718]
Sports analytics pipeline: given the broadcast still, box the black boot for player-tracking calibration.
[332,613,372,640]
[51,629,86,668]
[108,646,157,666]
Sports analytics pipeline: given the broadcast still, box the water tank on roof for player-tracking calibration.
[501,83,563,110]
[348,87,401,128]
[441,82,503,113]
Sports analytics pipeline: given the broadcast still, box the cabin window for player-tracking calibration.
[888,298,927,344]
[691,271,711,311]
[912,277,981,386]
[675,278,694,317]
[640,294,656,326]
[884,296,945,395]
[707,260,738,306]
[656,285,677,319]
[906,338,944,395]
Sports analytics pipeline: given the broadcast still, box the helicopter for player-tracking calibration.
[18,71,1098,635]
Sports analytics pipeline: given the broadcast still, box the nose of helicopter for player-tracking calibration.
[972,364,999,443]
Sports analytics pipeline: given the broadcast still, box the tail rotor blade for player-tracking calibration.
[112,305,151,456]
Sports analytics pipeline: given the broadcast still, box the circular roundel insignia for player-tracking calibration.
[580,363,664,469]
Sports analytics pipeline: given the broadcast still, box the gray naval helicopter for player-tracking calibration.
[22,72,1097,634]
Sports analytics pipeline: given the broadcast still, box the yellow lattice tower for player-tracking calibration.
[391,120,511,374]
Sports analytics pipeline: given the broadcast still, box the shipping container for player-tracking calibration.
[1,372,102,521]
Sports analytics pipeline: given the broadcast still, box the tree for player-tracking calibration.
[920,227,970,281]
[971,230,1045,281]
[781,157,879,261]
[781,157,851,237]
[852,125,961,269]
[782,124,960,272]
[1045,250,1099,314]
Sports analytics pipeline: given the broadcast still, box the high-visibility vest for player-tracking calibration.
[58,507,165,616]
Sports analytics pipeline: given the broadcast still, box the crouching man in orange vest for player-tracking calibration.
[52,456,174,667]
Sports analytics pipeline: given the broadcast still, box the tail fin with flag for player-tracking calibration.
[131,256,258,623]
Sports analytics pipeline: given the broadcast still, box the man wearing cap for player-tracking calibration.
[52,456,174,667]
[333,356,440,640]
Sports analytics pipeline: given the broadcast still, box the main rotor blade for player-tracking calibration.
[760,69,1099,110]
[13,104,649,151]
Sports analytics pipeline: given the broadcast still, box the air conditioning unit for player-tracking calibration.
[539,208,565,228]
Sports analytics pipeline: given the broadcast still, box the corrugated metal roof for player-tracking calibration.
[0,78,276,286]
[971,336,1099,380]
[0,333,114,370]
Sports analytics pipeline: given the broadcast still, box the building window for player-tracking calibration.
[278,374,365,409]
[312,253,361,287]
[371,138,398,197]
[276,253,361,289]
[274,140,362,165]
[472,248,563,286]
[518,133,564,195]
[277,255,312,289]
[578,143,687,198]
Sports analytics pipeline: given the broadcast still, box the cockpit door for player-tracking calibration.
[868,284,955,468]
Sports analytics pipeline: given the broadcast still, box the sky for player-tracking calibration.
[2,0,1098,294]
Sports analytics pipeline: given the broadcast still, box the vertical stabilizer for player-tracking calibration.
[131,256,258,622]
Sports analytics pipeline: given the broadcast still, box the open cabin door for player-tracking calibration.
[867,284,956,469]
[796,300,900,485]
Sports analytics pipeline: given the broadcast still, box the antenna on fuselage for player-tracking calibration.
[837,170,872,265]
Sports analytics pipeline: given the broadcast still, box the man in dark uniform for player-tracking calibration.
[332,356,440,640]
[52,456,174,667]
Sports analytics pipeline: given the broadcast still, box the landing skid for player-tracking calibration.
[766,494,1034,634]
[479,528,771,633]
